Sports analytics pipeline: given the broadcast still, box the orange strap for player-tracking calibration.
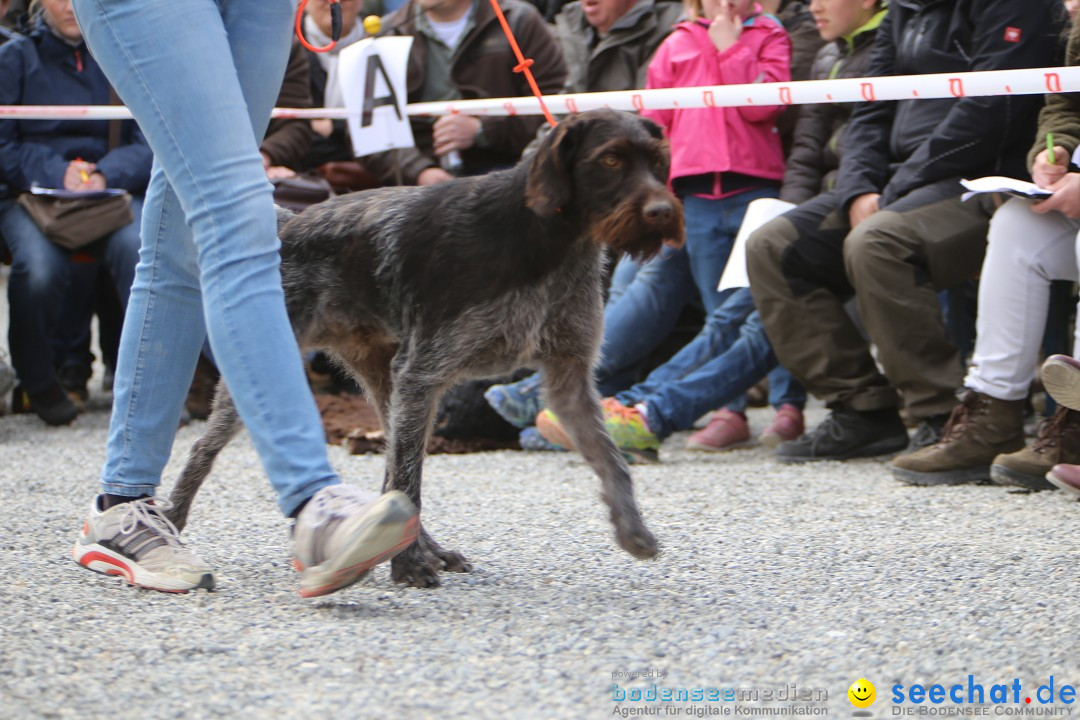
[487,0,557,127]
[296,0,341,53]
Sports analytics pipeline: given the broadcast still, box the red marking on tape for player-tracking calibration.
[632,94,644,111]
[1047,73,1063,92]
[949,78,965,97]
[703,90,716,107]
[860,83,876,102]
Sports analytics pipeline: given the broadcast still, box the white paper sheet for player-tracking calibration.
[959,176,1052,202]
[718,197,796,291]
[338,36,416,157]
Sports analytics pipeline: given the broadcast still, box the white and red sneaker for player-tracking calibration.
[72,497,215,593]
[291,485,419,598]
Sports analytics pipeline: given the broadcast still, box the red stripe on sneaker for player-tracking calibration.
[79,550,132,580]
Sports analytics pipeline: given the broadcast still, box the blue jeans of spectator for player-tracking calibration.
[0,197,141,395]
[72,0,338,515]
[614,287,806,439]
[596,188,777,398]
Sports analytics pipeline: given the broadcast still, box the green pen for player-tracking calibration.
[1047,132,1056,164]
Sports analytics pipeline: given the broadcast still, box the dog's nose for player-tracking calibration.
[644,199,675,223]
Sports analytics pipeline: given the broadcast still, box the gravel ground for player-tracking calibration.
[4,389,1080,720]
[2,269,1079,720]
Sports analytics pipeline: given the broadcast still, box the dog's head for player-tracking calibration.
[525,109,684,260]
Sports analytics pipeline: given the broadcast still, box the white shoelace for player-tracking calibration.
[115,498,184,558]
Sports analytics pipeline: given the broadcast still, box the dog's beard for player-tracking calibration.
[589,192,685,261]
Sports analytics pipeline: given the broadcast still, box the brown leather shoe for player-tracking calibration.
[991,407,1080,491]
[1046,463,1080,498]
[889,389,1025,485]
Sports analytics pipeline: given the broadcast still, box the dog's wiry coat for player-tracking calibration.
[166,110,684,587]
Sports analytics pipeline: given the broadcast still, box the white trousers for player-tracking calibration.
[965,197,1080,401]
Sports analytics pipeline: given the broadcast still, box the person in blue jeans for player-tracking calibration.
[68,0,417,597]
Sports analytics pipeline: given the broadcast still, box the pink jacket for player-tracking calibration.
[642,9,790,183]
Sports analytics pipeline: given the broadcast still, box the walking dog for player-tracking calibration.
[165,109,684,587]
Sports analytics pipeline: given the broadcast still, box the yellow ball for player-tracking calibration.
[363,15,382,35]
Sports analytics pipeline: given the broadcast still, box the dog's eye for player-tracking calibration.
[601,155,622,168]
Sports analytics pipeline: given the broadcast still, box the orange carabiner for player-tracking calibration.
[296,0,342,53]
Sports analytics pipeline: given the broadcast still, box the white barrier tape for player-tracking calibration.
[2,66,1078,120]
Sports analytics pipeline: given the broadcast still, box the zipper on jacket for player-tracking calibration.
[74,48,83,72]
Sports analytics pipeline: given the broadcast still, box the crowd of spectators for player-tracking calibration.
[2,0,1080,493]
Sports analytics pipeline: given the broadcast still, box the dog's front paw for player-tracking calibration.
[420,530,472,573]
[616,521,659,560]
[391,545,442,588]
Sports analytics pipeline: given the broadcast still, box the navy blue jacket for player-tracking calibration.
[834,0,1065,210]
[0,19,151,199]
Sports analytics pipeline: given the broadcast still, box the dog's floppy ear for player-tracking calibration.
[637,115,664,141]
[525,118,580,217]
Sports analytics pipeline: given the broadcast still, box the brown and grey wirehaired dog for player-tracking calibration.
[165,109,684,588]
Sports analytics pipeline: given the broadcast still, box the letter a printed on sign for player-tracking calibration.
[338,36,415,156]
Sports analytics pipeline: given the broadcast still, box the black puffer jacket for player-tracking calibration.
[834,0,1064,210]
[781,11,882,204]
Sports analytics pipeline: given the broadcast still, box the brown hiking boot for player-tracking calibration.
[889,389,1025,486]
[991,407,1080,491]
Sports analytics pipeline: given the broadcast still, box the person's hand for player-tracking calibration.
[433,114,481,157]
[417,167,455,186]
[708,0,743,53]
[63,159,97,191]
[1031,173,1080,218]
[848,192,880,228]
[266,165,297,180]
[311,118,333,138]
[83,172,106,191]
[1032,146,1069,189]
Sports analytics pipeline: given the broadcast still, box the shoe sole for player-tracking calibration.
[1046,470,1080,498]
[887,464,990,486]
[776,436,909,464]
[686,437,754,452]
[622,447,660,464]
[1042,356,1080,412]
[989,463,1055,491]
[297,493,420,598]
[758,432,790,449]
[72,542,215,593]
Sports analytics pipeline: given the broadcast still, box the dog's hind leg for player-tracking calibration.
[540,357,659,559]
[165,380,241,531]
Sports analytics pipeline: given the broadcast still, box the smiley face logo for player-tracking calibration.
[848,679,876,708]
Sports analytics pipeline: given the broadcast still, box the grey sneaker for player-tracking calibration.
[72,497,215,593]
[292,485,419,598]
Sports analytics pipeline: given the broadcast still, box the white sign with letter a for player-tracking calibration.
[338,36,415,157]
